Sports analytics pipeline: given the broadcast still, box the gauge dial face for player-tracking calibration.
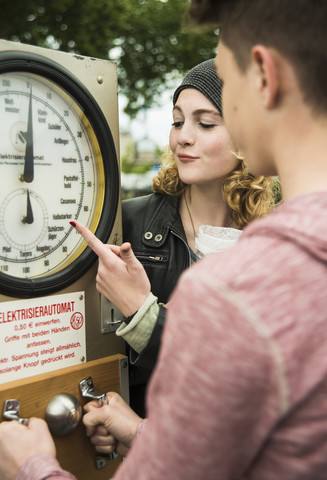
[0,54,119,296]
[0,72,103,279]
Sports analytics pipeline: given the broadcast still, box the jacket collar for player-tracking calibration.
[142,194,185,248]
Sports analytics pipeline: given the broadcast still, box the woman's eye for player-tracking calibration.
[171,121,183,128]
[199,122,216,129]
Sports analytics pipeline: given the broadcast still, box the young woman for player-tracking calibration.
[116,59,278,416]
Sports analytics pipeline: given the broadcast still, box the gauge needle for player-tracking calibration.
[21,87,34,183]
[22,189,34,224]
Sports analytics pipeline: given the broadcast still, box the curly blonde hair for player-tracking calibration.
[152,149,280,229]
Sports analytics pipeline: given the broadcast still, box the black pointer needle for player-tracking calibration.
[21,87,34,183]
[22,189,34,224]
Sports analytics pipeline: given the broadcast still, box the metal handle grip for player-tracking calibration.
[2,399,29,426]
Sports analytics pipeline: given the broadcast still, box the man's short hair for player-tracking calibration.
[187,0,327,115]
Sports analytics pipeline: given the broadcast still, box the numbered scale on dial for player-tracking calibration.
[0,52,119,297]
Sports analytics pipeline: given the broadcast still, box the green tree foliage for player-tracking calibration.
[0,0,218,116]
[121,144,137,173]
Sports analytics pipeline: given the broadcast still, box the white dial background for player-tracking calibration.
[0,72,102,278]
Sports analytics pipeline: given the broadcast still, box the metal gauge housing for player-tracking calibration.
[0,51,119,297]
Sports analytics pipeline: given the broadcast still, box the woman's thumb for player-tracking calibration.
[120,242,135,262]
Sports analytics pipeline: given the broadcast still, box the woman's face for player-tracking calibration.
[169,88,239,186]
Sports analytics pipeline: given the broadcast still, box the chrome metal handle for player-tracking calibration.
[79,376,118,467]
[2,399,29,426]
[79,376,107,406]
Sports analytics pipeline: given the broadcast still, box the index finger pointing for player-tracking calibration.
[70,220,108,257]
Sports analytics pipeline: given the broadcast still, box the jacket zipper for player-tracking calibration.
[136,254,167,262]
[171,229,192,267]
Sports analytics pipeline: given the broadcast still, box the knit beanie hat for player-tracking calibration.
[173,59,222,115]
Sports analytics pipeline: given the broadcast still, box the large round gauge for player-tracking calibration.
[0,51,119,297]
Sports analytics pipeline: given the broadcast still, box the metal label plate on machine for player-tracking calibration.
[0,291,86,384]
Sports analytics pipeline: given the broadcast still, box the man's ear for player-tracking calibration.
[251,45,278,109]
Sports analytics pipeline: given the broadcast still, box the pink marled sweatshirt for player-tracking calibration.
[18,192,327,479]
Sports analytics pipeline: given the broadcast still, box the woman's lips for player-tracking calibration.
[177,153,198,162]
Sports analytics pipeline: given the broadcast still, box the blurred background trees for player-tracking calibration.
[0,0,218,117]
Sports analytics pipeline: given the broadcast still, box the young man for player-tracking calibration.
[1,1,327,478]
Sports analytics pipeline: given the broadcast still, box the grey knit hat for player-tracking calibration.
[173,59,222,115]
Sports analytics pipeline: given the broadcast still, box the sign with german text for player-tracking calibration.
[0,291,86,384]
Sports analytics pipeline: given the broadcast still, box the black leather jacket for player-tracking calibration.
[123,192,191,302]
[122,193,191,415]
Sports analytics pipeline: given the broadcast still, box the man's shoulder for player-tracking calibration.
[179,193,326,304]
